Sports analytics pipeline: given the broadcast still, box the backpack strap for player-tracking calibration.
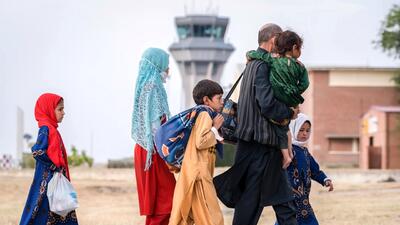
[224,72,243,103]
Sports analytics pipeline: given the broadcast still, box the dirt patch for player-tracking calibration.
[1,167,400,225]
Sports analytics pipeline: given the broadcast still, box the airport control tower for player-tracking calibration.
[169,14,234,108]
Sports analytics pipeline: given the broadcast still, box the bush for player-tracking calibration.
[67,146,94,167]
[21,153,35,168]
[107,158,134,168]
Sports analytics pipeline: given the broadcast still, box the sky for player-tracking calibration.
[0,0,399,163]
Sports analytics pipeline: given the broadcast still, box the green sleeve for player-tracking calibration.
[297,65,309,93]
[246,50,273,64]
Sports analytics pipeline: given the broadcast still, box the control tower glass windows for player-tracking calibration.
[213,26,226,39]
[177,24,227,39]
[190,25,226,38]
[193,25,213,37]
[177,25,191,39]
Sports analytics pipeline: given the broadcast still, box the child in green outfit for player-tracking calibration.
[247,30,309,169]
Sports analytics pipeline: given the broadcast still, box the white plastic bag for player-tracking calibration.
[47,172,79,217]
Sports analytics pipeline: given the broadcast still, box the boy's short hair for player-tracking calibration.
[192,79,223,105]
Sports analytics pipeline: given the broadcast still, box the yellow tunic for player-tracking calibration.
[168,111,224,225]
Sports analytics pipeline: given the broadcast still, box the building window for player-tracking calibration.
[193,25,213,37]
[212,26,226,39]
[329,139,353,151]
[177,25,191,39]
[190,25,226,38]
[369,136,374,146]
[326,135,359,153]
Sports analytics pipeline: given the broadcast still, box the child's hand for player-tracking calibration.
[325,180,334,192]
[291,106,300,119]
[166,163,180,173]
[213,114,224,130]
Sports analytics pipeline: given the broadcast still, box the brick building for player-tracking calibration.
[228,66,399,166]
[359,106,400,169]
[301,67,399,166]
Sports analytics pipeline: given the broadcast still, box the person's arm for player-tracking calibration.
[194,112,218,150]
[31,127,58,171]
[309,152,329,186]
[297,64,309,93]
[254,62,293,121]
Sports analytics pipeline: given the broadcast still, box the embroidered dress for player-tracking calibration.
[276,113,328,225]
[20,93,78,225]
[283,145,327,225]
[20,126,78,225]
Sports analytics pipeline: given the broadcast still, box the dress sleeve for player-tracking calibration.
[309,152,327,186]
[31,126,58,170]
[194,112,218,150]
[254,62,293,121]
[297,65,309,93]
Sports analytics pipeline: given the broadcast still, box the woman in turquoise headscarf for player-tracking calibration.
[131,48,176,225]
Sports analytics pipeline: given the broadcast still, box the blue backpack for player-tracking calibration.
[155,105,222,168]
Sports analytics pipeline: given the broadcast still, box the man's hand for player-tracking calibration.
[288,145,294,159]
[213,114,224,130]
[291,106,300,120]
[325,180,334,192]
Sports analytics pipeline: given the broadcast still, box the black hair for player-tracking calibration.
[275,30,303,56]
[192,79,223,105]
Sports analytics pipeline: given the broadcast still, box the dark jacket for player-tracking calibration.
[214,48,296,210]
[235,47,293,146]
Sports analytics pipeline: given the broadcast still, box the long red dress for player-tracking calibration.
[134,144,176,224]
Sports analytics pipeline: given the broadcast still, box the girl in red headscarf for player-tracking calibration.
[20,93,78,225]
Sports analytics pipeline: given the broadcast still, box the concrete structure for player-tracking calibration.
[169,15,234,108]
[359,106,400,169]
[16,107,24,167]
[302,67,399,166]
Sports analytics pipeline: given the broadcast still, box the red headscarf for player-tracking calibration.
[34,93,70,179]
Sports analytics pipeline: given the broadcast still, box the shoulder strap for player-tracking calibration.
[225,72,244,102]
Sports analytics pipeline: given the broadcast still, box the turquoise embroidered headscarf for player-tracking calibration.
[131,48,170,170]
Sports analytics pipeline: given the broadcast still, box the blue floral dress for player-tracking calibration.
[20,126,78,225]
[277,144,328,225]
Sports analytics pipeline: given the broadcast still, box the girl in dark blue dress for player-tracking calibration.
[20,93,78,225]
[277,113,334,225]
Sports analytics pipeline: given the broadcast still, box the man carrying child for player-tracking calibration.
[214,23,299,225]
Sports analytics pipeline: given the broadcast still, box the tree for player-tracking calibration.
[377,5,400,136]
[377,4,400,95]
